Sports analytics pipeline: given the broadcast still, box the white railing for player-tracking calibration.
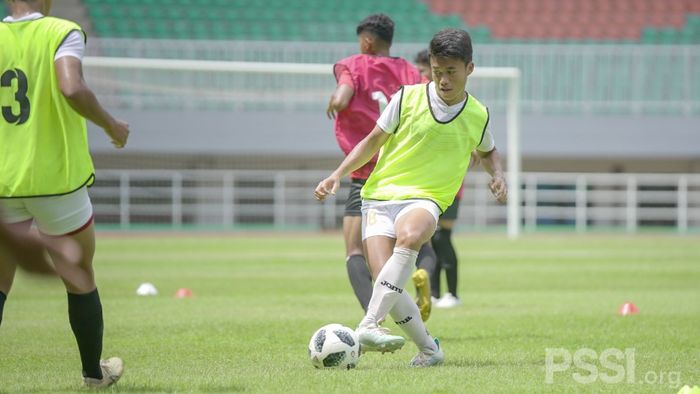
[91,170,700,233]
[83,57,523,238]
[86,39,700,115]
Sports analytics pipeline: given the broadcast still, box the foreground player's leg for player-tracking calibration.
[83,357,124,388]
[410,338,444,367]
[67,288,105,380]
[0,220,30,327]
[390,292,443,366]
[0,291,6,327]
[358,246,416,352]
[0,267,14,328]
[48,223,123,387]
[358,207,436,353]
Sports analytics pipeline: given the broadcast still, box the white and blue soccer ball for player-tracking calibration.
[308,324,360,370]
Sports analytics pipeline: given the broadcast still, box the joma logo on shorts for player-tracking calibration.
[380,280,402,293]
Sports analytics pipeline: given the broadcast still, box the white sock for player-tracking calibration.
[360,247,418,328]
[390,292,438,353]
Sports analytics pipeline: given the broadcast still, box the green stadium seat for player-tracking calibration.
[80,0,699,44]
[640,27,658,43]
[657,28,680,44]
[678,29,694,44]
[471,26,492,43]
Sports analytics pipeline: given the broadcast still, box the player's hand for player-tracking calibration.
[105,119,130,148]
[314,175,340,201]
[489,174,507,204]
[326,98,339,120]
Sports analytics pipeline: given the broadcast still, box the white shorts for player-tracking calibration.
[361,199,441,240]
[0,186,93,236]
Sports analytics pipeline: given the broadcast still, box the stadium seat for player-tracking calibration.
[80,0,467,41]
[31,0,695,45]
[423,0,700,44]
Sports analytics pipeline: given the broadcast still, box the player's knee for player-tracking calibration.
[396,228,429,250]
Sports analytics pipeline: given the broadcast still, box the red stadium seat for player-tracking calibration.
[689,0,700,13]
[421,0,699,43]
[428,0,451,14]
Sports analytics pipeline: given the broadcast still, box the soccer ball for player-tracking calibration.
[308,324,360,370]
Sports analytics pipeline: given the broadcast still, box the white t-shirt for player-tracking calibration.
[376,81,496,152]
[2,12,85,61]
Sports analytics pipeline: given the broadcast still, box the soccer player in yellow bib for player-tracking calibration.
[415,48,479,309]
[0,211,80,275]
[0,0,129,388]
[315,28,507,367]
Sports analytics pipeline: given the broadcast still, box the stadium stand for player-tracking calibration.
[2,0,696,44]
[426,0,700,44]
[79,0,465,42]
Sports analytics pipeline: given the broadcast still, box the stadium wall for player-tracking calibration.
[88,110,700,173]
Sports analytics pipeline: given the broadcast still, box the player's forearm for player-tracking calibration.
[329,94,350,112]
[332,128,388,178]
[63,86,116,130]
[332,141,378,179]
[478,148,505,179]
[332,79,354,111]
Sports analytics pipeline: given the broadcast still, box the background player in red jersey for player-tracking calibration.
[326,14,435,320]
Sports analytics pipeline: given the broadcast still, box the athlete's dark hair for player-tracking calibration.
[356,13,394,45]
[414,49,430,66]
[429,28,473,64]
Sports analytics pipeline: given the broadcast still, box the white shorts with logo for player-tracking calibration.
[361,199,441,240]
[0,186,93,236]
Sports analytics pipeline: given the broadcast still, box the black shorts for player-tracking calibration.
[344,178,366,217]
[440,199,461,221]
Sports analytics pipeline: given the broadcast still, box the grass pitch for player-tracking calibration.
[1,233,698,393]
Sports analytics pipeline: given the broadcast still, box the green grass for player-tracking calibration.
[1,233,698,393]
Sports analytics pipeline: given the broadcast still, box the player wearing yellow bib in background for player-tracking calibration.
[315,28,507,367]
[0,0,129,388]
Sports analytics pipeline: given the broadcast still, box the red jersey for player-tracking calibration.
[333,54,422,179]
[455,182,465,200]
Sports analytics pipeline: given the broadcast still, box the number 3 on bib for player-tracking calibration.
[1,68,31,125]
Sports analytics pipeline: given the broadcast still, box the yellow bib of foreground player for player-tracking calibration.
[0,17,94,198]
[361,83,489,212]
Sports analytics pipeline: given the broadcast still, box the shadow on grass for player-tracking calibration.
[438,333,553,342]
[7,384,246,393]
[445,357,542,368]
[111,384,246,392]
